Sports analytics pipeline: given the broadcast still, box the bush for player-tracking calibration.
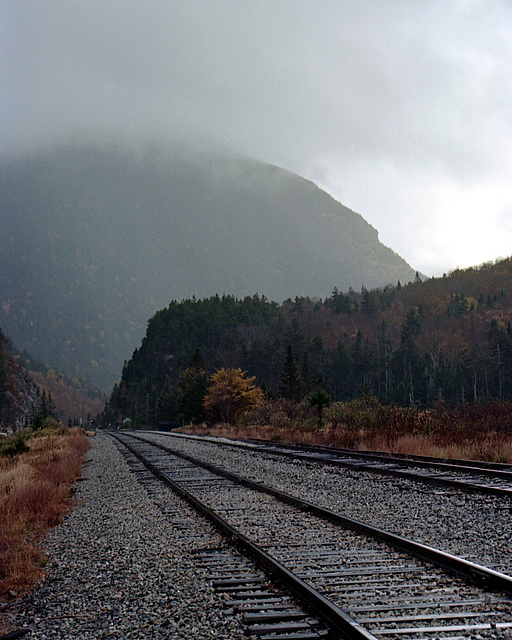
[0,431,30,457]
[326,396,390,431]
[0,427,90,598]
[269,410,292,430]
[37,418,65,435]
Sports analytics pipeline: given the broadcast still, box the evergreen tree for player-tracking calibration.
[0,336,8,415]
[396,310,422,405]
[376,321,392,401]
[351,330,368,396]
[308,389,331,427]
[47,391,58,419]
[190,347,206,372]
[301,352,311,396]
[327,339,352,400]
[39,389,48,419]
[176,350,210,425]
[361,287,378,316]
[278,345,302,400]
[326,287,352,313]
[33,389,59,428]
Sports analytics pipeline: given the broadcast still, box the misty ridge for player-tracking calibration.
[0,141,417,391]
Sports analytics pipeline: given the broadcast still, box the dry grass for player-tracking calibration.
[0,427,90,609]
[177,402,512,464]
[328,430,512,463]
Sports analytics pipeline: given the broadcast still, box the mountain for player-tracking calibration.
[18,352,106,423]
[0,325,104,429]
[103,258,512,427]
[0,143,418,390]
[0,327,39,431]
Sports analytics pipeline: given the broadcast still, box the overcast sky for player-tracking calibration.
[3,1,512,277]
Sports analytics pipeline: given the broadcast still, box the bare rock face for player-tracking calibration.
[0,329,39,430]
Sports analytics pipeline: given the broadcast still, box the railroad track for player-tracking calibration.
[110,431,512,640]
[149,431,512,497]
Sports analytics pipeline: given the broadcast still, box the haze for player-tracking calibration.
[3,1,512,276]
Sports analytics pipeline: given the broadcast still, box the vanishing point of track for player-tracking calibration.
[109,431,512,640]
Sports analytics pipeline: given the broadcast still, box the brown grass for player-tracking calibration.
[177,400,512,463]
[0,427,90,612]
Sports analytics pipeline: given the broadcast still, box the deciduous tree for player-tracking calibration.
[204,368,263,425]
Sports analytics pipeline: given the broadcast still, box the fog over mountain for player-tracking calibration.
[4,2,512,275]
[0,143,417,390]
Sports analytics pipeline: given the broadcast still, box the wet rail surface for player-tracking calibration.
[110,431,512,640]
[151,432,512,497]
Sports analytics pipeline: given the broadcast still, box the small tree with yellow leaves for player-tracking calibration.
[204,368,263,426]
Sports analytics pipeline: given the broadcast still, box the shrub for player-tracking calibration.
[269,410,292,430]
[0,427,90,599]
[0,432,30,457]
[326,396,391,431]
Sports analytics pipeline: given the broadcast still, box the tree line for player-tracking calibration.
[102,258,512,428]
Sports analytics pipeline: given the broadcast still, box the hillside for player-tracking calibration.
[103,258,512,427]
[0,327,103,429]
[0,143,417,390]
[18,353,106,423]
[0,328,39,431]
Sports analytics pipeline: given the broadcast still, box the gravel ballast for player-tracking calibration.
[4,433,246,639]
[3,430,512,638]
[144,432,512,576]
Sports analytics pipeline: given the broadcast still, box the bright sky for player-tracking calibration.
[2,0,512,277]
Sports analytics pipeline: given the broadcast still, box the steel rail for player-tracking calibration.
[109,432,377,640]
[0,630,31,640]
[240,437,512,470]
[261,449,512,497]
[151,431,512,497]
[333,447,512,471]
[252,439,512,481]
[121,431,512,596]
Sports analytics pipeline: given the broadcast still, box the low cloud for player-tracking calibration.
[3,0,512,275]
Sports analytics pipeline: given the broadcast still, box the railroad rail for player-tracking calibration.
[110,431,512,640]
[149,431,512,497]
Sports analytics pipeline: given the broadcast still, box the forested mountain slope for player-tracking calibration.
[0,143,417,390]
[19,352,106,422]
[0,327,104,428]
[104,258,512,426]
[0,328,39,430]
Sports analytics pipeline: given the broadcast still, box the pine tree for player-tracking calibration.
[47,391,58,419]
[39,390,48,419]
[308,389,331,427]
[278,345,302,400]
[176,366,209,424]
[190,347,206,372]
[0,336,8,414]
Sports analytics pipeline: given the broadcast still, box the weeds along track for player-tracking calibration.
[157,432,512,497]
[110,431,512,640]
